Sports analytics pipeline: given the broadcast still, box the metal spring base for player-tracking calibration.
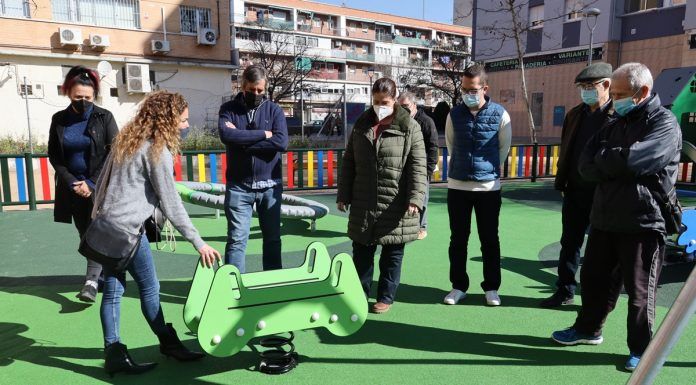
[257,332,298,375]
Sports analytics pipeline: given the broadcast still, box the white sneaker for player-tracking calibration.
[444,289,466,305]
[485,290,501,306]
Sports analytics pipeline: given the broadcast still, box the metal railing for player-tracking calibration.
[346,52,375,62]
[393,35,433,47]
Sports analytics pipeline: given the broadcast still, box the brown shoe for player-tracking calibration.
[371,302,391,314]
[417,230,428,240]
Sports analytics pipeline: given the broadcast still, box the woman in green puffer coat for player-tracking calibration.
[337,77,427,314]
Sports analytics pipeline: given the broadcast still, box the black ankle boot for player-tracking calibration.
[157,323,206,362]
[104,342,157,377]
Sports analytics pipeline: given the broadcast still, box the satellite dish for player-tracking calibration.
[97,61,112,78]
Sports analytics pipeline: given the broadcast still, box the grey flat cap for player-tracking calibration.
[575,62,613,83]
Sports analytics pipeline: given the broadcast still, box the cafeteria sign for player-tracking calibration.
[485,47,603,72]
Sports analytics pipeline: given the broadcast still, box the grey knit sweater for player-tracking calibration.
[93,141,205,250]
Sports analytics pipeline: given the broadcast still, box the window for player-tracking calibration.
[362,67,368,74]
[400,48,408,57]
[272,10,286,20]
[362,44,369,53]
[349,65,356,73]
[313,18,321,27]
[531,92,543,129]
[349,22,355,32]
[350,42,356,51]
[362,22,368,33]
[624,0,660,13]
[669,0,686,5]
[295,36,317,47]
[180,6,211,34]
[529,5,544,28]
[1,0,30,17]
[564,0,584,21]
[327,63,335,70]
[52,0,140,28]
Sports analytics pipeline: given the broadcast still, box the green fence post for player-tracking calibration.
[25,153,37,210]
[186,154,194,181]
[0,157,11,211]
[297,151,304,189]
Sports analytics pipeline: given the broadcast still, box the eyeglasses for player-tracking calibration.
[576,81,604,90]
[461,87,482,95]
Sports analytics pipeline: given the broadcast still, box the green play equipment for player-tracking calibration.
[183,241,367,373]
[654,67,696,151]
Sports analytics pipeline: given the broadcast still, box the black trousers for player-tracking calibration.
[573,228,664,355]
[556,189,594,296]
[352,242,405,305]
[70,194,102,282]
[447,189,502,292]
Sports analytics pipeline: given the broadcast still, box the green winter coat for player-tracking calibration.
[337,104,427,245]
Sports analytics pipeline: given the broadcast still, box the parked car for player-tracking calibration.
[304,120,325,134]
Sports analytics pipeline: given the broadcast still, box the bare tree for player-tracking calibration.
[455,0,597,145]
[243,27,319,103]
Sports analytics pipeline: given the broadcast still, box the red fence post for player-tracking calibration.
[39,157,51,200]
[221,153,227,184]
[174,155,183,181]
[327,150,334,187]
[287,152,295,189]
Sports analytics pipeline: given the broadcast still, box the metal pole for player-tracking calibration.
[343,82,348,149]
[626,266,696,385]
[300,78,305,140]
[588,28,594,65]
[23,76,34,154]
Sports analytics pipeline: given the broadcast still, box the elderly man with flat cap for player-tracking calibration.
[540,62,613,308]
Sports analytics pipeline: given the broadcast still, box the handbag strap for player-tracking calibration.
[91,152,116,219]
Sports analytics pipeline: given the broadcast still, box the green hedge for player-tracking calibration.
[0,136,47,154]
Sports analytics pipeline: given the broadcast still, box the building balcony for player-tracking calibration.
[245,18,295,30]
[376,33,394,42]
[375,55,409,66]
[308,70,347,80]
[393,35,432,47]
[346,52,375,62]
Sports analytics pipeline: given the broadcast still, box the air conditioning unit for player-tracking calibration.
[151,39,171,54]
[90,34,110,49]
[59,27,82,46]
[124,63,152,93]
[197,28,217,45]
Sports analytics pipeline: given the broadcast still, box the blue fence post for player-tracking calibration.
[317,151,324,188]
[442,147,448,181]
[15,157,27,202]
[209,154,218,183]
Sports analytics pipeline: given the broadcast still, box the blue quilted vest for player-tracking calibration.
[448,98,504,181]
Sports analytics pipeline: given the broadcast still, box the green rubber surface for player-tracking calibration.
[0,181,694,384]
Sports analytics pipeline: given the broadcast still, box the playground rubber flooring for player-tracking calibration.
[0,181,694,385]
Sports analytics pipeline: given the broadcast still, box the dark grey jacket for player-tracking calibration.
[413,109,439,176]
[337,105,427,245]
[579,94,681,234]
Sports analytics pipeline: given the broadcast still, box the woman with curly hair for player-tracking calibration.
[94,91,221,376]
[48,65,118,302]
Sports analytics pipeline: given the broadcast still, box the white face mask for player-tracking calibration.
[374,105,393,121]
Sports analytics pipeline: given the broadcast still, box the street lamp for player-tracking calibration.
[367,67,375,101]
[584,8,601,65]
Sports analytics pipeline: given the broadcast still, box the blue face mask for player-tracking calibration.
[580,88,599,106]
[464,93,481,108]
[614,90,640,117]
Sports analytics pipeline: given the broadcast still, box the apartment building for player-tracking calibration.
[0,0,233,142]
[230,0,472,121]
[471,0,695,143]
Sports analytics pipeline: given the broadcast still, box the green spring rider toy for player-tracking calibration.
[183,242,368,374]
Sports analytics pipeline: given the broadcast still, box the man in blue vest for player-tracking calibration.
[443,64,511,307]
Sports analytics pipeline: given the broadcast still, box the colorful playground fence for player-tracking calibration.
[4,144,696,211]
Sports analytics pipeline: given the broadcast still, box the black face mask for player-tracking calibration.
[71,99,93,115]
[244,91,264,109]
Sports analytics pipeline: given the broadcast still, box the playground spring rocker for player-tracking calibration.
[183,242,368,374]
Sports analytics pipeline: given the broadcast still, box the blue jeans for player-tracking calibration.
[224,183,282,273]
[100,234,166,347]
